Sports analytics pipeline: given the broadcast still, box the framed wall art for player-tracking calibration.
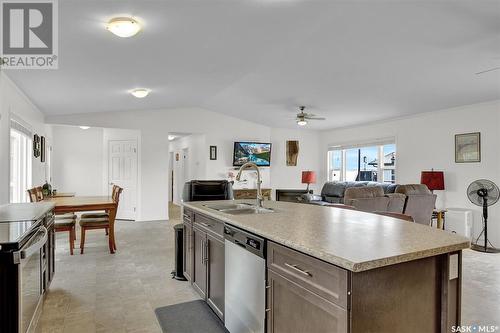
[41,136,46,162]
[210,146,217,160]
[455,132,480,163]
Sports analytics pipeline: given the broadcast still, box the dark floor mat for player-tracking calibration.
[155,300,226,333]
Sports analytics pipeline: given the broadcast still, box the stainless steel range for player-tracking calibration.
[0,203,55,333]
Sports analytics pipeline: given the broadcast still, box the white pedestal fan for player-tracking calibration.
[467,179,500,253]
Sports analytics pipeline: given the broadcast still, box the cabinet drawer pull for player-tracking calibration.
[284,263,313,277]
[199,222,212,228]
[201,239,205,265]
[204,239,209,263]
[265,284,272,313]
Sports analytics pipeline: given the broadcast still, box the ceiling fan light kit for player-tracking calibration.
[295,106,325,127]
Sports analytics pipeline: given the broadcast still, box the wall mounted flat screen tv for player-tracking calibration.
[233,142,272,167]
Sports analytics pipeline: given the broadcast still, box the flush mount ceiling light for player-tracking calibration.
[106,17,141,38]
[130,88,150,98]
[79,126,90,130]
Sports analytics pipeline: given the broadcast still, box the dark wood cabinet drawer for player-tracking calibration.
[267,241,348,308]
[267,269,348,333]
[194,213,223,238]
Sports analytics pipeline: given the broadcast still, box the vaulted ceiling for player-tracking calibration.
[5,0,500,129]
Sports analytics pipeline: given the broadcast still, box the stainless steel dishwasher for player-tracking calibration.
[224,224,266,333]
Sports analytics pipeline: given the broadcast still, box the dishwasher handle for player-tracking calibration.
[234,239,247,249]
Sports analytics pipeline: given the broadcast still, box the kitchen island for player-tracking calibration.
[182,200,470,333]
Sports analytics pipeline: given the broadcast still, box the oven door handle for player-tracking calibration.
[18,226,48,260]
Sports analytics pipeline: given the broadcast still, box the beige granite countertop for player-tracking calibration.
[0,202,55,222]
[183,200,470,272]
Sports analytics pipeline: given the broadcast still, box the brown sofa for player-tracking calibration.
[395,184,436,225]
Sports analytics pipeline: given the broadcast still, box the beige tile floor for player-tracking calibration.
[36,203,500,332]
[36,203,199,333]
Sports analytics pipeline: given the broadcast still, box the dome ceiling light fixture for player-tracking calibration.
[79,126,90,130]
[130,88,150,98]
[106,17,141,38]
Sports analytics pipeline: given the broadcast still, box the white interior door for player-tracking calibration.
[108,140,138,220]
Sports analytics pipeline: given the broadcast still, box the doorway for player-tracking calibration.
[169,151,174,203]
[108,140,138,220]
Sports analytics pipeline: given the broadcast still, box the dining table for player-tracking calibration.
[48,192,76,198]
[43,196,118,253]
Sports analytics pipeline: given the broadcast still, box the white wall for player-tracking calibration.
[320,100,500,245]
[270,128,323,194]
[51,126,143,216]
[0,73,48,204]
[47,108,322,219]
[51,125,104,195]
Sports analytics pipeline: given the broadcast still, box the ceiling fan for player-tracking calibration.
[296,106,326,126]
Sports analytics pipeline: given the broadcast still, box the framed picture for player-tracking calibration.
[33,134,40,158]
[175,153,179,161]
[455,132,481,163]
[41,136,46,162]
[210,146,217,160]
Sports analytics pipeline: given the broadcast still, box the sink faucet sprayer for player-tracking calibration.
[236,162,264,208]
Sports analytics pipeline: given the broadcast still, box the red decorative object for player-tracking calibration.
[302,171,316,192]
[421,170,445,191]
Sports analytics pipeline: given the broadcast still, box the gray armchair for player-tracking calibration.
[182,180,234,202]
[395,184,436,225]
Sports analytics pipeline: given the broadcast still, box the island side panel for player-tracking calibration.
[440,251,462,332]
[350,255,444,333]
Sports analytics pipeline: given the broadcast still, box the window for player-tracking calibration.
[10,118,32,203]
[328,141,396,183]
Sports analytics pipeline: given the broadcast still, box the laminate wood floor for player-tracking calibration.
[36,203,500,332]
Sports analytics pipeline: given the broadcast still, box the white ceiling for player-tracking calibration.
[5,0,500,130]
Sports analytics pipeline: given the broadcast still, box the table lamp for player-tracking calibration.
[420,170,445,193]
[302,171,316,193]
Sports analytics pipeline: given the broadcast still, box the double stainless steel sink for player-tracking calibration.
[204,203,274,215]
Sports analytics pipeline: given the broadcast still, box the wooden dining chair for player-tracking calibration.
[80,185,119,235]
[27,188,39,202]
[373,211,414,222]
[79,186,123,254]
[29,187,77,254]
[54,216,77,255]
[35,186,44,201]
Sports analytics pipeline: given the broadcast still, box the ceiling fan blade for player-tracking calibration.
[305,117,326,120]
[475,67,500,75]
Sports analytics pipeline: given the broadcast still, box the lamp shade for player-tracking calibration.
[302,171,316,184]
[420,171,445,191]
